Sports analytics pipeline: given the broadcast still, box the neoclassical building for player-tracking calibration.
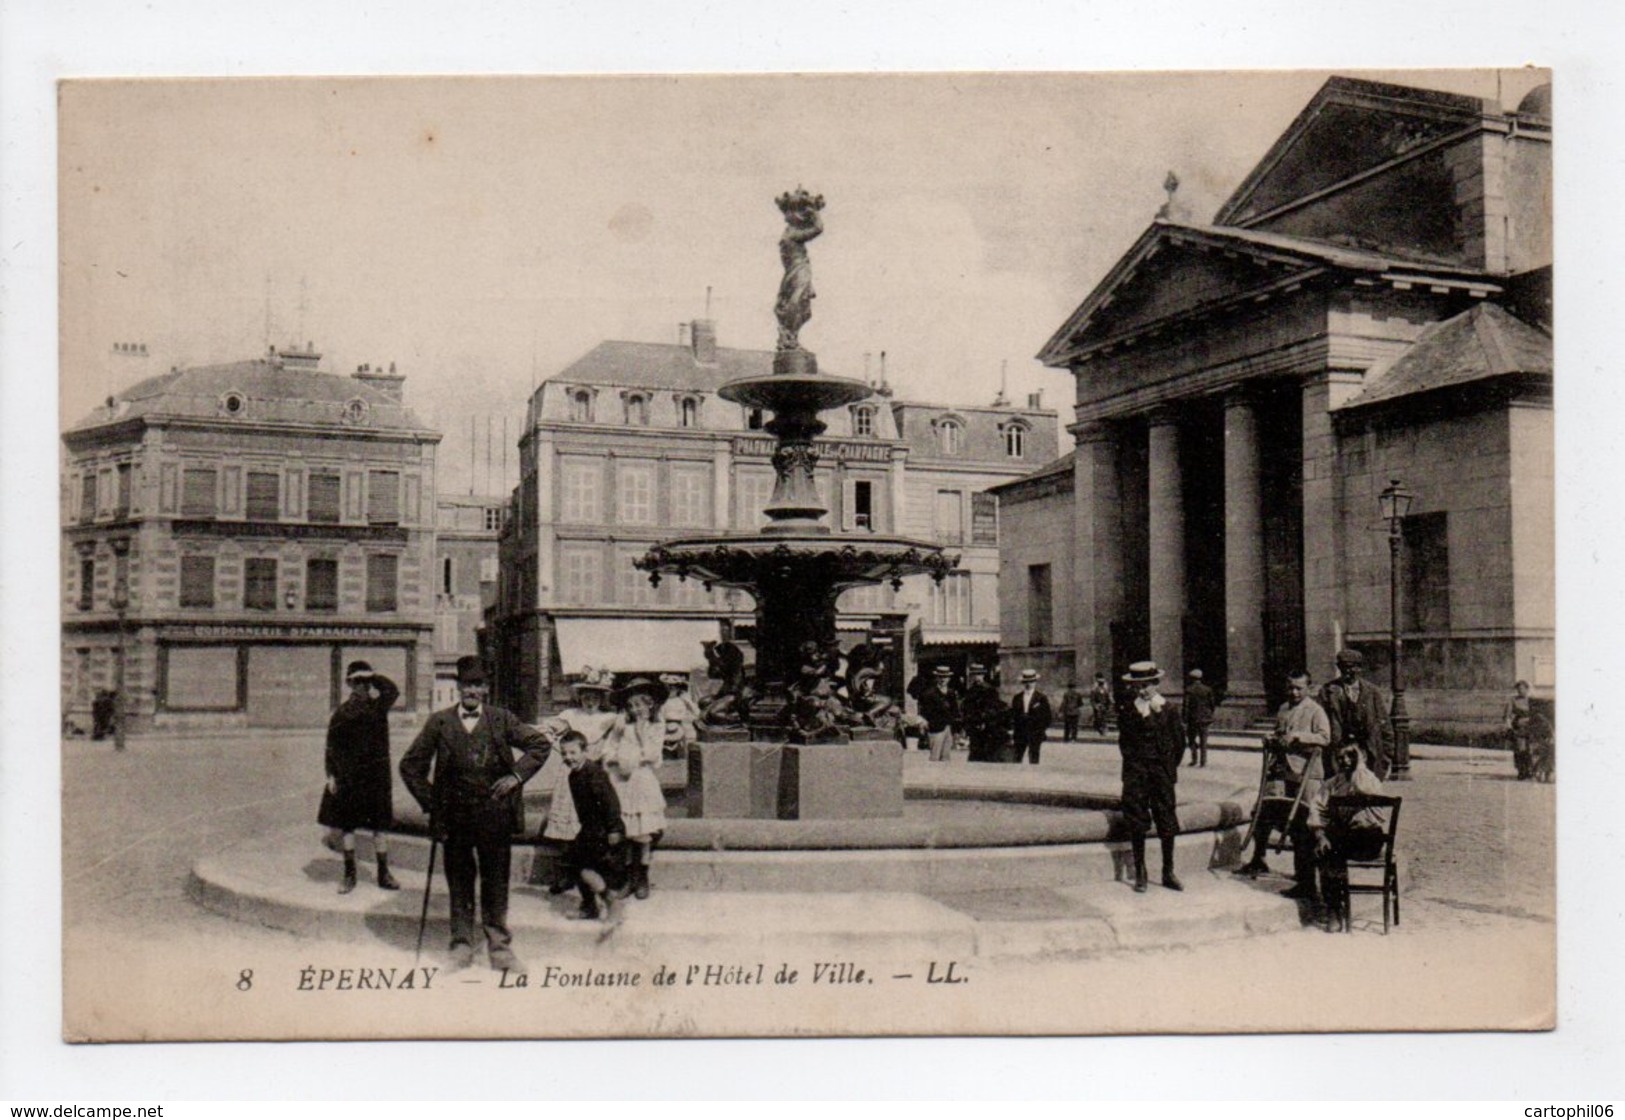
[61,345,441,732]
[999,76,1552,732]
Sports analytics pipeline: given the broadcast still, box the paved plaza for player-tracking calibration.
[57,726,1554,1038]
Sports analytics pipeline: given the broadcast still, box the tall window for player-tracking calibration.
[624,393,650,425]
[306,558,339,612]
[671,465,710,528]
[616,547,656,606]
[179,555,216,608]
[933,489,964,544]
[560,458,603,524]
[181,467,218,517]
[1027,563,1053,647]
[79,472,98,523]
[78,557,95,610]
[367,470,401,525]
[366,554,399,612]
[929,571,972,626]
[971,492,999,545]
[246,471,280,520]
[307,472,341,524]
[558,545,600,605]
[569,390,593,422]
[244,558,278,611]
[616,462,656,525]
[1402,511,1450,632]
[936,419,963,456]
[115,464,132,517]
[679,397,699,428]
[852,405,875,437]
[1004,424,1027,458]
[483,506,505,532]
[736,471,774,527]
[852,479,874,530]
[441,556,455,597]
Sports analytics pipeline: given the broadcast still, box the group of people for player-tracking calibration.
[318,655,688,972]
[1503,679,1556,782]
[1056,674,1115,742]
[1231,649,1396,919]
[908,665,1055,764]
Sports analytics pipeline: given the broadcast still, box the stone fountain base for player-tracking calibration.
[688,740,905,820]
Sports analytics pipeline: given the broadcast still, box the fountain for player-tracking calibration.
[631,188,961,819]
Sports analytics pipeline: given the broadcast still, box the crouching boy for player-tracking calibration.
[557,731,626,921]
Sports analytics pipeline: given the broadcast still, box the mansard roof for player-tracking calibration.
[1339,302,1551,411]
[1037,220,1496,367]
[65,357,436,436]
[549,339,776,393]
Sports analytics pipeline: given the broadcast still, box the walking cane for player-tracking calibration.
[415,830,438,964]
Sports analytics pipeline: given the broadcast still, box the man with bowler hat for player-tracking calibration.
[1117,661,1185,892]
[400,655,550,971]
[1320,649,1393,779]
[961,663,1008,763]
[1009,669,1052,764]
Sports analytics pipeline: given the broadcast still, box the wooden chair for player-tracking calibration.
[1322,794,1402,933]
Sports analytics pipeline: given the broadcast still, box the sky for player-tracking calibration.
[57,68,1548,493]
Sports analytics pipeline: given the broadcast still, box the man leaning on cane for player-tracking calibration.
[400,655,550,972]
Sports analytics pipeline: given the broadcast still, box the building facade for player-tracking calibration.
[1008,76,1552,734]
[61,346,441,732]
[490,320,1056,719]
[431,494,507,710]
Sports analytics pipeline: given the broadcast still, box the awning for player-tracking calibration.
[554,617,720,675]
[914,623,1000,648]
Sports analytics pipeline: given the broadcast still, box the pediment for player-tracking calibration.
[1217,78,1486,226]
[1040,226,1319,362]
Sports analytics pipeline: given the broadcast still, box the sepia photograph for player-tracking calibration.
[46,65,1564,1044]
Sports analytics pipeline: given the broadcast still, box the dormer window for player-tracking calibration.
[934,416,964,456]
[1001,420,1030,458]
[569,389,594,423]
[676,394,702,429]
[851,404,876,437]
[623,391,650,426]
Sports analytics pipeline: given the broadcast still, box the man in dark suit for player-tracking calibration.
[1009,669,1052,765]
[1118,661,1185,892]
[962,663,1008,763]
[1182,668,1217,767]
[400,655,550,971]
[1319,649,1394,779]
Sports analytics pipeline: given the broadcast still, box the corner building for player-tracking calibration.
[61,346,441,732]
[1015,77,1552,733]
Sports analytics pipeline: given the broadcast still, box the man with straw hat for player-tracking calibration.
[1117,660,1186,892]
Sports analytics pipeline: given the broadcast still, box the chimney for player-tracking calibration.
[353,360,406,403]
[690,318,718,366]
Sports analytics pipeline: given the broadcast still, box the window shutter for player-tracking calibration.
[366,554,399,612]
[306,558,339,610]
[179,555,216,608]
[181,468,218,517]
[308,473,341,523]
[367,470,401,524]
[246,472,280,520]
[842,479,856,531]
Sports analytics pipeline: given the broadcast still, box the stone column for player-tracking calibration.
[1301,370,1365,681]
[1222,389,1266,706]
[1071,421,1121,680]
[1147,407,1185,687]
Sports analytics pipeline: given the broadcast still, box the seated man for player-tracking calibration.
[1308,744,1388,912]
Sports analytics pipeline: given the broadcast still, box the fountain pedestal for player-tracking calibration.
[689,740,905,820]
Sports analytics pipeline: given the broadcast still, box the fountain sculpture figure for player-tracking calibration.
[637,190,957,739]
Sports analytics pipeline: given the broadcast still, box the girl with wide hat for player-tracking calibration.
[537,666,619,890]
[607,676,669,899]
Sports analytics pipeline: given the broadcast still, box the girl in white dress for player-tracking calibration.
[537,668,619,889]
[607,677,669,899]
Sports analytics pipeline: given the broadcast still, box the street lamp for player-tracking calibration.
[1379,478,1414,779]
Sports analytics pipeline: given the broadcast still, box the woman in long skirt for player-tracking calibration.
[607,677,668,899]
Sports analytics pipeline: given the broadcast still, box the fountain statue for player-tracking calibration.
[637,189,957,743]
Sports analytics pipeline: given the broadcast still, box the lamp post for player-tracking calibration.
[1378,478,1414,780]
